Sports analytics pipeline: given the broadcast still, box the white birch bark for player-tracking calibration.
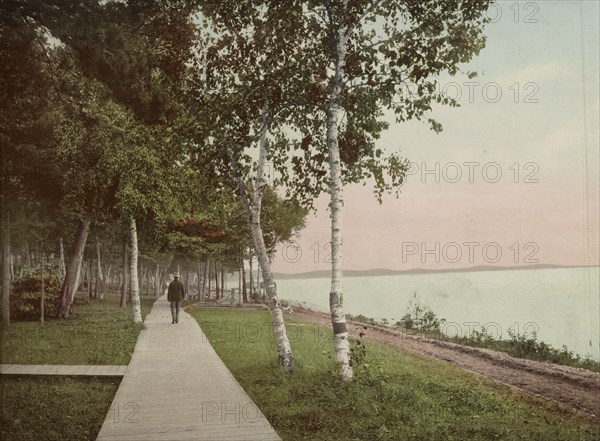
[59,238,66,278]
[230,113,294,369]
[326,5,353,378]
[129,217,142,324]
[96,241,105,301]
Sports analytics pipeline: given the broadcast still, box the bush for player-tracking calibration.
[10,269,62,321]
[396,293,445,332]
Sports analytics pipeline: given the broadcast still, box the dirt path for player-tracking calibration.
[292,308,600,422]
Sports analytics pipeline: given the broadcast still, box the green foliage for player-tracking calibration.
[396,293,445,332]
[192,308,599,441]
[346,313,377,326]
[9,269,61,321]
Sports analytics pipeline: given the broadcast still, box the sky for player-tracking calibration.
[271,0,600,274]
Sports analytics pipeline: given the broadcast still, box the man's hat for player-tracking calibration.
[173,273,179,278]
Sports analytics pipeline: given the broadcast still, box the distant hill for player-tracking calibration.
[272,264,594,280]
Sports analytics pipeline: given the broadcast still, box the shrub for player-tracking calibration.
[10,269,62,321]
[396,293,445,332]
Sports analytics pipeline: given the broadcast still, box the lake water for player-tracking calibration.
[275,267,600,361]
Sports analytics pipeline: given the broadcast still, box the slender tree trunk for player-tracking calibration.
[57,219,90,318]
[105,264,112,297]
[185,268,190,301]
[230,112,294,370]
[145,266,150,296]
[154,263,160,299]
[85,259,92,303]
[9,250,14,280]
[24,241,31,269]
[202,259,208,301]
[96,241,105,301]
[58,238,66,278]
[120,242,128,307]
[196,258,203,303]
[238,255,242,304]
[221,267,225,299]
[325,14,352,378]
[207,258,212,300]
[249,251,255,295]
[40,252,45,323]
[256,261,261,298]
[129,217,142,324]
[214,261,220,300]
[241,257,248,303]
[1,209,11,325]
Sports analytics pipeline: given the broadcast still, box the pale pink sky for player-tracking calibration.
[271,1,600,273]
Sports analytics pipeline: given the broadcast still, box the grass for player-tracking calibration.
[0,376,119,441]
[0,293,155,441]
[191,308,600,441]
[0,294,154,365]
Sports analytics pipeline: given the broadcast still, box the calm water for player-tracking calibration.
[275,267,600,360]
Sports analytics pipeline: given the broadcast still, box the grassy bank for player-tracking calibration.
[348,313,600,372]
[192,308,599,441]
[0,294,155,441]
[0,294,154,365]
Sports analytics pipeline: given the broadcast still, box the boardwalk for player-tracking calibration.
[0,364,126,377]
[96,296,281,441]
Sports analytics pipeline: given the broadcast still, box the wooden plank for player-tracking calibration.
[0,364,128,377]
[96,295,281,441]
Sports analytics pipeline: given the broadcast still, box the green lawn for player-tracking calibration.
[0,294,154,365]
[191,308,599,441]
[0,376,119,441]
[0,294,155,441]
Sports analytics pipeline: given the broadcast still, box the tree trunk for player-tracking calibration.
[197,259,203,302]
[325,15,353,379]
[154,263,160,299]
[129,217,142,324]
[145,266,150,296]
[220,267,225,298]
[241,257,248,303]
[1,209,11,326]
[40,252,45,323]
[230,112,294,370]
[58,237,66,278]
[85,259,92,303]
[120,242,128,307]
[9,250,14,280]
[249,251,255,295]
[238,255,242,304]
[57,219,90,318]
[96,241,105,301]
[105,264,112,296]
[185,268,190,301]
[214,261,220,300]
[202,259,208,301]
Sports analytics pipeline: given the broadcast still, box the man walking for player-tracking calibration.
[167,274,185,324]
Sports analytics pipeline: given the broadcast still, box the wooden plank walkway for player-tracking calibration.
[0,364,127,377]
[96,295,281,441]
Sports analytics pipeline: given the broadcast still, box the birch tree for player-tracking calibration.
[201,0,490,377]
